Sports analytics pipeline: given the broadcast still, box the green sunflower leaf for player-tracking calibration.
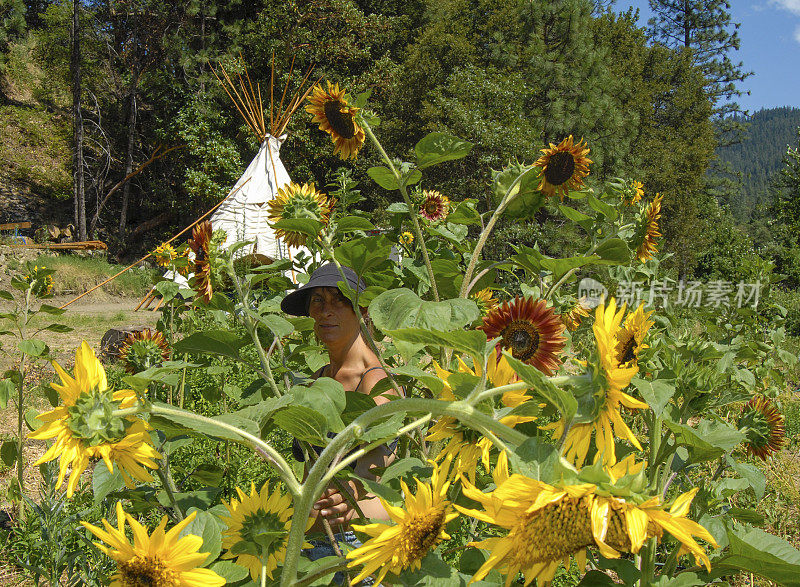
[271,218,323,239]
[415,132,473,169]
[503,353,578,422]
[712,527,800,586]
[335,216,375,233]
[367,166,401,190]
[179,509,223,565]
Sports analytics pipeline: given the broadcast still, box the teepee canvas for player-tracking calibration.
[210,134,292,260]
[208,57,316,264]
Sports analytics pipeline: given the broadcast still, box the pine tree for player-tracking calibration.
[647,0,750,120]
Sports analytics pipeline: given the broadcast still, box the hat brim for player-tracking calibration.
[280,264,365,316]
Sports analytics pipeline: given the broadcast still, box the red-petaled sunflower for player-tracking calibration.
[534,135,593,200]
[635,194,663,262]
[562,297,592,332]
[738,395,785,460]
[117,329,171,374]
[305,82,366,160]
[267,182,334,248]
[188,221,213,303]
[479,297,566,376]
[419,190,450,222]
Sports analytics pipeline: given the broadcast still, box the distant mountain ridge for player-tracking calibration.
[716,106,800,221]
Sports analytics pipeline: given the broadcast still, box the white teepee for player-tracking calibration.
[210,134,292,261]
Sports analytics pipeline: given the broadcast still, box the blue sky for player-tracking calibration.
[616,1,800,112]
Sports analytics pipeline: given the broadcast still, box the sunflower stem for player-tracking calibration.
[146,404,301,496]
[544,241,600,299]
[639,537,657,586]
[228,257,283,397]
[459,166,531,299]
[320,414,432,487]
[261,564,267,587]
[280,398,526,586]
[359,118,439,301]
[156,459,184,522]
[14,287,33,518]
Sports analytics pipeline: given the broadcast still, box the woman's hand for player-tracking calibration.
[313,483,359,528]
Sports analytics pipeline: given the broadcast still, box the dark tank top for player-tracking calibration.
[291,365,399,464]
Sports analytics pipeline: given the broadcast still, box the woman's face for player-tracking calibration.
[308,287,360,345]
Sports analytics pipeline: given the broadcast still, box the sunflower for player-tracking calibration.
[188,220,213,303]
[347,457,459,585]
[400,231,414,246]
[305,82,366,160]
[543,299,645,466]
[615,303,654,366]
[419,190,450,222]
[427,356,533,480]
[562,297,592,332]
[175,246,193,277]
[635,194,663,262]
[152,242,177,267]
[479,297,566,376]
[28,342,160,497]
[117,329,171,374]
[471,288,499,317]
[534,135,592,200]
[625,180,644,205]
[221,481,310,581]
[24,265,53,297]
[738,395,785,460]
[592,487,719,570]
[457,458,718,586]
[82,502,225,587]
[267,182,333,248]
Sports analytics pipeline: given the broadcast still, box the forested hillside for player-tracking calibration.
[0,0,796,283]
[717,106,800,222]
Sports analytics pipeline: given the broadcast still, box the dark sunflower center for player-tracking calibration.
[502,320,540,361]
[404,508,447,561]
[425,201,440,215]
[323,100,356,139]
[616,332,638,364]
[544,151,576,186]
[118,555,174,585]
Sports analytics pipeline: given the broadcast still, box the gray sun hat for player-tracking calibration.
[280,263,366,316]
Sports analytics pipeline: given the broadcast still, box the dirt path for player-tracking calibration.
[0,296,160,541]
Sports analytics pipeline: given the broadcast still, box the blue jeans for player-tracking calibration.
[302,531,377,586]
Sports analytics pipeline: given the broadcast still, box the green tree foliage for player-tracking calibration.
[717,107,800,222]
[0,0,25,52]
[646,0,750,120]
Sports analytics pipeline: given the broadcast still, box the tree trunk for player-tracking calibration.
[72,0,87,241]
[119,78,137,237]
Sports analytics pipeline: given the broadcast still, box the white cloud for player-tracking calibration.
[770,0,800,15]
[795,24,800,42]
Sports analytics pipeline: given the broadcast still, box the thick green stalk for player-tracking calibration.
[279,398,526,586]
[146,404,301,496]
[459,167,531,298]
[360,119,439,301]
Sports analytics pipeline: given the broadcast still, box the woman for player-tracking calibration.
[281,262,396,582]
